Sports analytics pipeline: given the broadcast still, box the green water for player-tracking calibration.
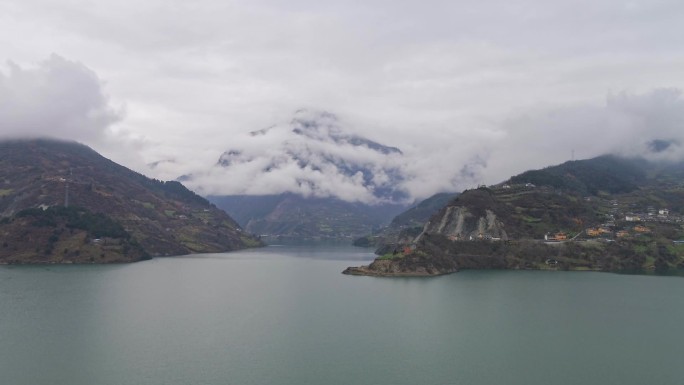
[1,244,683,385]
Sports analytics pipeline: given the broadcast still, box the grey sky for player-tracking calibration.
[2,0,684,201]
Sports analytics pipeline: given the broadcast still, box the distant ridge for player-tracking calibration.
[508,155,647,195]
[209,193,407,240]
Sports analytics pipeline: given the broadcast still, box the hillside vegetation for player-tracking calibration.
[0,139,262,263]
[346,155,684,276]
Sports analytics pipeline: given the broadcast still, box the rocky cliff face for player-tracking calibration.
[344,190,510,276]
[418,206,508,242]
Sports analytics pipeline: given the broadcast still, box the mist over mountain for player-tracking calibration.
[184,110,426,204]
[6,56,684,207]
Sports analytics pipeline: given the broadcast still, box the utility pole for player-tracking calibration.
[64,168,72,208]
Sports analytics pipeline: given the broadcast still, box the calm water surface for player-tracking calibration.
[1,244,683,385]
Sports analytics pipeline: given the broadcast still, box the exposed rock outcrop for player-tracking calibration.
[417,206,508,242]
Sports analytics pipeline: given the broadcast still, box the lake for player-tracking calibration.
[1,244,683,385]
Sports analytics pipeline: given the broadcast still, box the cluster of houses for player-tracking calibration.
[545,205,675,242]
[604,198,682,223]
[487,184,682,242]
[545,224,657,242]
[624,207,682,224]
[584,224,650,239]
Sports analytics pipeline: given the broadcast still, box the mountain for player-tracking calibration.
[188,110,412,240]
[209,193,407,240]
[189,110,409,202]
[0,139,261,264]
[179,110,489,240]
[344,155,684,276]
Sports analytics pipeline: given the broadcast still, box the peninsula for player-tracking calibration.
[345,155,684,276]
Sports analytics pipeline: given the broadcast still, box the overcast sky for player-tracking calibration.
[2,0,684,202]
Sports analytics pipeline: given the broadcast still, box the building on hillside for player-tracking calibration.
[658,209,669,216]
[616,230,630,238]
[586,228,601,237]
[625,215,641,222]
[633,225,650,233]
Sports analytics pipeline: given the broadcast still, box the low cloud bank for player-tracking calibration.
[186,89,684,204]
[3,56,683,204]
[487,88,684,182]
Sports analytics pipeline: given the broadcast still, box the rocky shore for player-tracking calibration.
[342,259,457,277]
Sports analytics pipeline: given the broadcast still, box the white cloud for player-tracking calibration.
[486,88,684,182]
[2,1,684,202]
[0,55,154,173]
[0,54,120,141]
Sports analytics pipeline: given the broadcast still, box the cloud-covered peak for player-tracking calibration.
[646,139,680,155]
[190,110,410,204]
[251,109,402,155]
